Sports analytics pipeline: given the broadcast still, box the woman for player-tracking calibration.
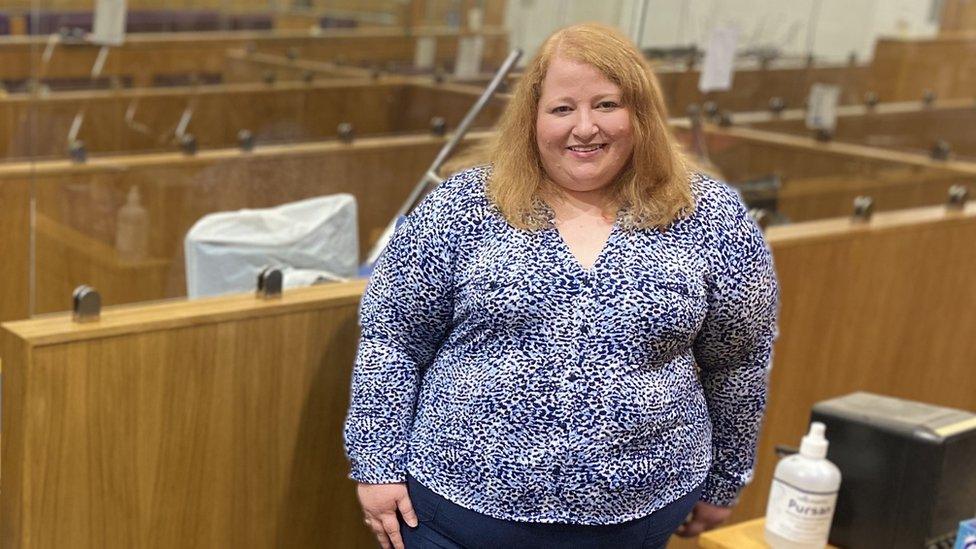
[345,23,778,549]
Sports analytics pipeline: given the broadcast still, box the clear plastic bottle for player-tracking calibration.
[115,186,149,261]
[765,422,842,549]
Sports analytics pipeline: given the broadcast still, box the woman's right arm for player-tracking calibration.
[343,184,458,483]
[343,182,459,548]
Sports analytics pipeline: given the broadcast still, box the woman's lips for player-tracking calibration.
[566,143,607,158]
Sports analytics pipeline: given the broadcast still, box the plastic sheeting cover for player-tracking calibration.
[184,194,358,298]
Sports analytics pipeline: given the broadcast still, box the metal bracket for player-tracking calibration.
[749,208,771,231]
[864,91,879,110]
[337,122,355,143]
[814,128,833,142]
[237,129,254,151]
[429,116,447,136]
[852,196,874,222]
[72,285,101,323]
[702,101,719,120]
[930,140,951,161]
[768,97,786,115]
[947,185,969,211]
[180,134,197,155]
[68,139,87,163]
[256,267,283,299]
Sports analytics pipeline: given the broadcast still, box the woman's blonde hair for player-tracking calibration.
[486,22,694,230]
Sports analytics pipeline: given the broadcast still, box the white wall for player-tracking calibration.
[504,0,628,62]
[504,0,941,65]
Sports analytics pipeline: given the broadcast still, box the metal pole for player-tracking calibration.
[364,48,522,266]
[633,0,650,48]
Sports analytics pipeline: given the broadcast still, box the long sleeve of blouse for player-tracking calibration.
[343,179,459,484]
[344,167,779,524]
[693,184,779,507]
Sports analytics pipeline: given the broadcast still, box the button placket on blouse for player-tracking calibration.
[570,271,595,381]
[548,270,595,493]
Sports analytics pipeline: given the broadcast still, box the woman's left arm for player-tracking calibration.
[692,188,780,510]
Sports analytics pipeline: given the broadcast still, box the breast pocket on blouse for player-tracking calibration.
[612,270,708,366]
[456,266,548,331]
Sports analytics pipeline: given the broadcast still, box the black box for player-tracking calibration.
[811,392,976,549]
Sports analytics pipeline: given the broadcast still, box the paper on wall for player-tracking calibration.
[806,83,841,131]
[467,7,484,31]
[454,36,484,79]
[698,26,739,93]
[91,0,126,46]
[414,36,436,69]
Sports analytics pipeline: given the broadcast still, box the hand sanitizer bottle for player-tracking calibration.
[115,186,149,261]
[765,422,842,549]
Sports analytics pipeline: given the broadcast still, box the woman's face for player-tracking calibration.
[536,56,635,195]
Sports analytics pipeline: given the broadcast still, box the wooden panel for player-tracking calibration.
[395,82,505,132]
[698,518,838,549]
[1,282,376,548]
[869,36,976,102]
[33,212,171,315]
[727,203,976,525]
[0,132,491,320]
[778,168,963,222]
[674,124,976,222]
[3,0,271,9]
[940,0,976,34]
[0,82,401,159]
[744,101,976,160]
[406,0,505,28]
[0,177,30,322]
[274,11,329,31]
[221,50,372,83]
[654,62,868,116]
[0,28,510,83]
[0,81,505,159]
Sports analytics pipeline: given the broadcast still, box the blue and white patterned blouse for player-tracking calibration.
[344,166,779,525]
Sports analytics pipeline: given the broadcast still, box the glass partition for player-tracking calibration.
[2,0,973,319]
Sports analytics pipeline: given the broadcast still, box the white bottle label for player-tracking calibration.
[766,478,838,543]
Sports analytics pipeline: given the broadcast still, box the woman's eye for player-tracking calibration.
[552,106,572,114]
[597,101,620,110]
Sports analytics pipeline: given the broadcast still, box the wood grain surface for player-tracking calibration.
[2,282,376,548]
[869,35,976,102]
[0,132,492,321]
[0,26,510,85]
[727,201,976,526]
[743,100,976,161]
[0,81,505,160]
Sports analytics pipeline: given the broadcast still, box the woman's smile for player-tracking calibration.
[566,143,608,158]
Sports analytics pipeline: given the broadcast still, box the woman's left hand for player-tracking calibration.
[674,501,733,537]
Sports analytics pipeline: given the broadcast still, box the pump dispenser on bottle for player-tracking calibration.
[115,186,149,261]
[765,422,842,549]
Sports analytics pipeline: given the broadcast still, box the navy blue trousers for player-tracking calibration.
[397,475,703,549]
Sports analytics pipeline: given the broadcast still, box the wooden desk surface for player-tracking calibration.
[698,518,839,549]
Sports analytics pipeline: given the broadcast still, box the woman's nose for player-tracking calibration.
[573,109,599,140]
